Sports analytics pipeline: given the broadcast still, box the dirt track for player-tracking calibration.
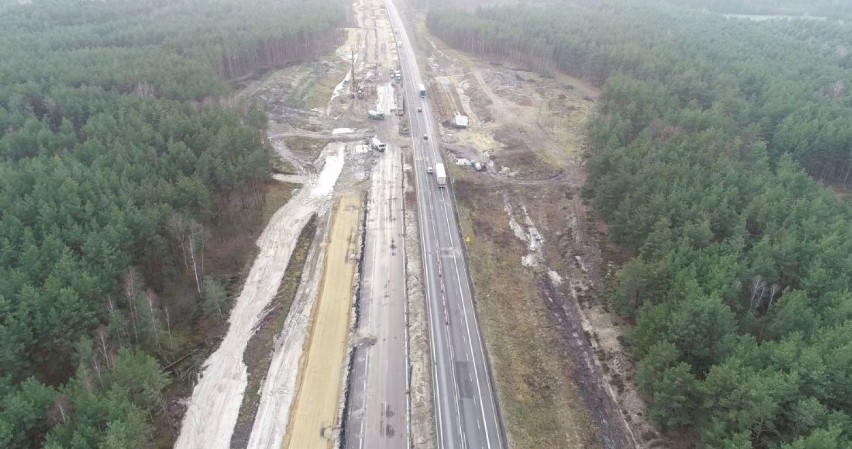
[283,194,363,449]
[175,144,345,449]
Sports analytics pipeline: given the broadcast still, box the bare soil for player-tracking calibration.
[452,177,599,448]
[230,215,317,448]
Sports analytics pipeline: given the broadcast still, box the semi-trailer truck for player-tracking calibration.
[435,162,446,187]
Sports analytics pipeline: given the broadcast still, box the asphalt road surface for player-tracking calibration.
[345,142,409,449]
[384,1,505,448]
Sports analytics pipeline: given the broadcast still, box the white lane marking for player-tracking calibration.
[395,14,447,446]
[439,185,497,448]
[424,150,467,449]
[387,1,495,447]
[450,217,506,449]
[416,128,446,448]
[360,350,370,449]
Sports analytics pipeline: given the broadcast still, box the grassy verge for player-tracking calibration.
[271,155,299,175]
[303,61,348,110]
[284,59,347,111]
[453,177,599,448]
[229,214,318,448]
[284,136,332,159]
[262,181,300,224]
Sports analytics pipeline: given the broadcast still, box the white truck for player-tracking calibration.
[370,136,387,152]
[434,162,447,187]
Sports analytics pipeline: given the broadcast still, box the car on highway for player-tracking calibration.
[423,134,428,140]
[417,106,422,112]
[427,166,433,174]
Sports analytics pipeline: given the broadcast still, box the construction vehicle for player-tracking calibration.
[349,47,358,98]
[435,163,446,187]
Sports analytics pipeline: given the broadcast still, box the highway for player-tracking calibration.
[384,1,505,448]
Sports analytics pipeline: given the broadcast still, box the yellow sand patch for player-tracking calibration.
[283,194,362,449]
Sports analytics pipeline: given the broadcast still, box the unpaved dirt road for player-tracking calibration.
[342,0,411,447]
[283,194,363,449]
[344,143,408,449]
[175,144,345,449]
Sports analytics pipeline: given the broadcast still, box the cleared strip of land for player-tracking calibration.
[283,194,362,449]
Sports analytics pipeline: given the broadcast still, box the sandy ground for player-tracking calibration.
[175,144,346,449]
[283,194,363,449]
[376,83,396,115]
[247,142,380,449]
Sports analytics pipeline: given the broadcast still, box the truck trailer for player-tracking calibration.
[435,162,446,187]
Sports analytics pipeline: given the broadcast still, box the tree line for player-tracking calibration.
[0,0,344,447]
[429,3,852,448]
[655,0,852,18]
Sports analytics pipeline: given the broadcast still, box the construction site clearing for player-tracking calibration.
[172,0,670,446]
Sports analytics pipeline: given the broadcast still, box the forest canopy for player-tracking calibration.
[429,3,852,185]
[0,0,344,447]
[429,3,852,448]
